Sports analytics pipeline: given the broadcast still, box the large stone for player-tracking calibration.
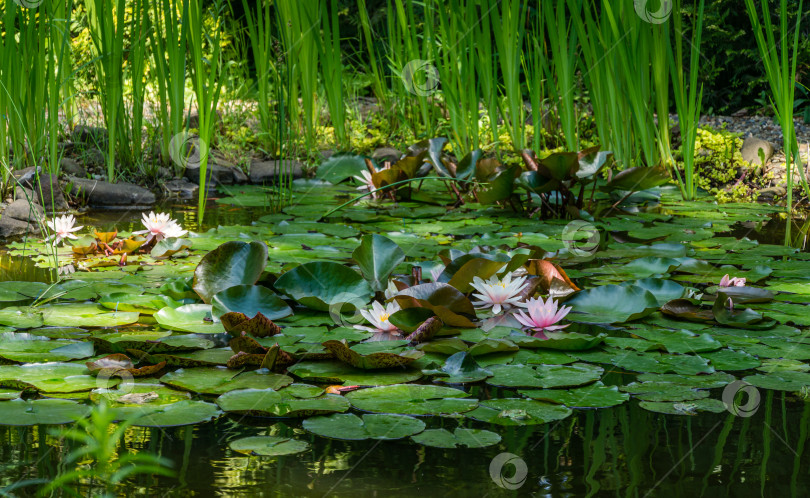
[0,199,43,239]
[249,159,305,184]
[3,199,44,223]
[741,135,775,167]
[11,167,69,213]
[82,148,106,168]
[68,177,155,208]
[163,178,199,200]
[59,157,86,177]
[71,125,108,146]
[184,161,246,186]
[372,147,403,163]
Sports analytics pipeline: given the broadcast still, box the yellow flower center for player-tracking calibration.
[380,313,390,322]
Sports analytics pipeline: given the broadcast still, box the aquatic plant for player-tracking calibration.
[44,215,83,246]
[513,296,572,337]
[132,211,187,244]
[357,300,402,333]
[470,272,528,315]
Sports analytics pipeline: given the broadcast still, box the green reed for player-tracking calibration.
[242,0,278,152]
[188,0,225,221]
[543,0,579,152]
[149,0,189,171]
[744,0,810,216]
[670,0,706,200]
[318,0,348,148]
[491,0,527,151]
[356,0,387,107]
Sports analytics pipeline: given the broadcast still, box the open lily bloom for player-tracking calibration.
[133,211,187,244]
[354,170,378,199]
[470,272,528,315]
[356,300,401,332]
[45,214,83,246]
[719,274,746,287]
[514,296,572,337]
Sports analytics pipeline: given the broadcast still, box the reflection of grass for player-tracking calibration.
[40,401,174,497]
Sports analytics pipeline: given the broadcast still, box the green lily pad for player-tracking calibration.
[155,304,226,334]
[742,371,810,391]
[0,398,90,425]
[0,363,114,393]
[487,363,603,389]
[112,400,222,427]
[229,436,310,456]
[216,388,350,417]
[346,384,478,416]
[638,399,727,415]
[211,285,293,321]
[160,367,293,394]
[422,352,493,383]
[566,285,659,324]
[411,428,501,448]
[620,382,711,402]
[465,398,573,426]
[287,360,423,386]
[304,412,426,440]
[352,234,405,292]
[193,241,269,303]
[274,262,373,312]
[519,382,629,408]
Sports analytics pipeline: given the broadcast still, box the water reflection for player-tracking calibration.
[0,394,807,496]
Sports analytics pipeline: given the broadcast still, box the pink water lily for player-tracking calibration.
[45,215,83,246]
[354,170,379,199]
[513,296,572,338]
[132,211,187,244]
[470,272,528,315]
[356,300,400,332]
[719,274,746,287]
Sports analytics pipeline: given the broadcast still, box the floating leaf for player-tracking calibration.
[211,285,292,321]
[229,436,310,456]
[274,262,373,312]
[193,241,269,303]
[346,384,478,416]
[303,413,426,440]
[411,428,501,448]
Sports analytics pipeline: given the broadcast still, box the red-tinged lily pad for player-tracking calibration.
[220,312,282,338]
[322,340,424,370]
[394,283,476,327]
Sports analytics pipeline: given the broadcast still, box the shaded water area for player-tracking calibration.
[2,199,810,497]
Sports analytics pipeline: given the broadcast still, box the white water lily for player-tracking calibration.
[356,300,401,332]
[45,214,83,246]
[470,272,528,314]
[354,170,378,199]
[384,280,399,300]
[132,211,187,244]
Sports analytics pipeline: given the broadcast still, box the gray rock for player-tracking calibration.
[71,125,108,146]
[11,167,69,213]
[249,159,305,184]
[163,178,199,200]
[184,162,244,186]
[68,177,156,207]
[3,199,44,222]
[741,135,775,167]
[0,216,35,238]
[82,148,106,168]
[59,157,86,177]
[372,147,403,163]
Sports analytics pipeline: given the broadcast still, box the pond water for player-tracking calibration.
[2,186,810,497]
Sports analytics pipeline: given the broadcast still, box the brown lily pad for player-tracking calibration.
[322,340,424,370]
[661,299,714,322]
[220,311,281,338]
[85,354,166,378]
[229,333,267,354]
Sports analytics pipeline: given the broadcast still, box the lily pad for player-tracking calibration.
[303,413,426,440]
[211,285,293,321]
[216,388,350,417]
[287,361,423,386]
[274,262,373,312]
[465,398,573,426]
[0,398,90,425]
[565,285,659,324]
[193,241,269,303]
[411,428,501,448]
[155,304,226,334]
[229,436,310,456]
[160,367,293,394]
[346,384,478,416]
[519,382,629,408]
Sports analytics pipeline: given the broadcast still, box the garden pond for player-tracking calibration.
[1,180,810,496]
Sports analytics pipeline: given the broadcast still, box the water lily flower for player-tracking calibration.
[384,280,399,300]
[45,214,83,246]
[356,300,401,332]
[470,272,528,315]
[513,296,572,337]
[719,274,746,287]
[133,211,187,244]
[354,170,378,199]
